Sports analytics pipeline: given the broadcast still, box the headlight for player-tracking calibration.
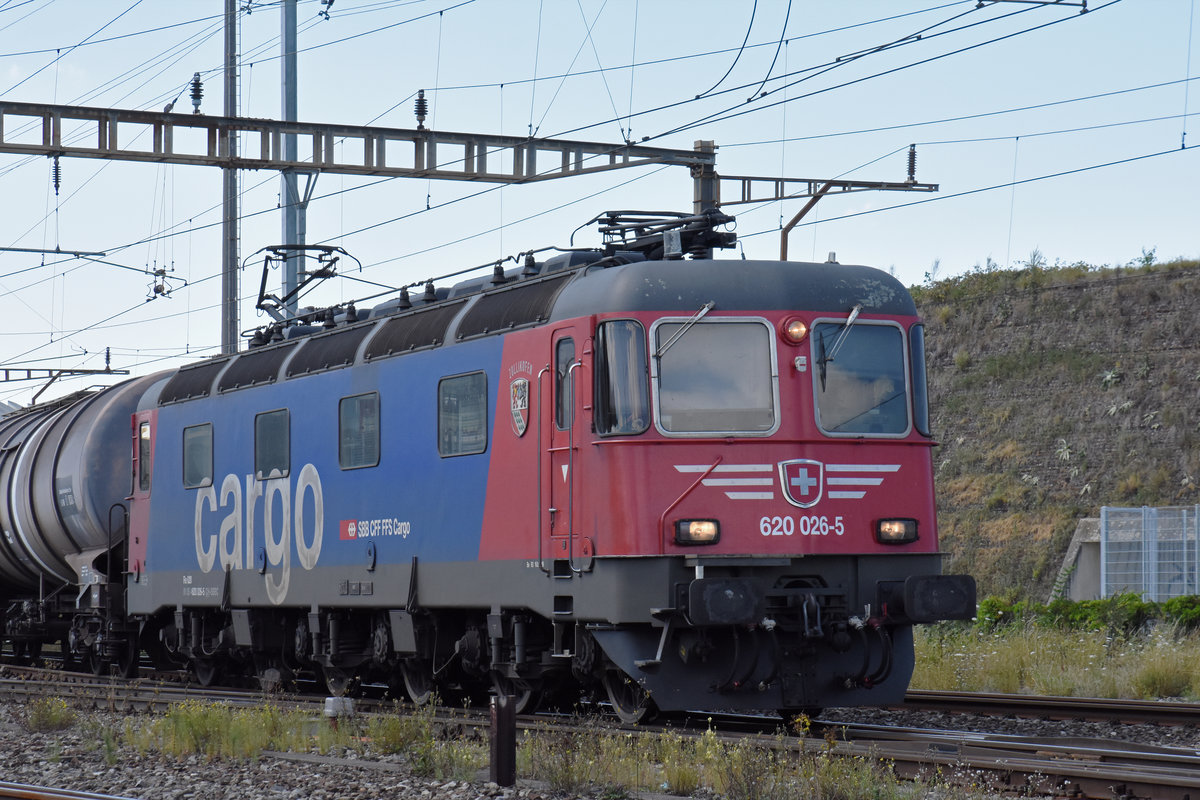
[781,317,809,344]
[876,518,918,544]
[675,519,720,545]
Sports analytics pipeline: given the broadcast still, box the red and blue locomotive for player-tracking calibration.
[0,210,974,720]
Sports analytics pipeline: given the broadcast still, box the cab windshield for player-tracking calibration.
[812,321,910,436]
[653,319,777,435]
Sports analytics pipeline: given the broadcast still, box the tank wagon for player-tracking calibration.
[1,210,974,720]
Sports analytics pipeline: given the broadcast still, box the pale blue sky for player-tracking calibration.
[1,0,1196,405]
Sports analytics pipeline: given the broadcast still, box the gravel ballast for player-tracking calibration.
[2,701,1197,799]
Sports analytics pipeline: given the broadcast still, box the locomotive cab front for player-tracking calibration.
[538,252,976,717]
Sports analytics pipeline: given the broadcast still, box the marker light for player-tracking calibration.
[876,518,919,545]
[675,519,720,545]
[781,317,809,344]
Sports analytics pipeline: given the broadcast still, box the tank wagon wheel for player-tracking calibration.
[491,673,541,715]
[86,647,109,677]
[59,638,80,672]
[602,670,657,725]
[12,640,42,666]
[400,660,435,705]
[115,637,140,679]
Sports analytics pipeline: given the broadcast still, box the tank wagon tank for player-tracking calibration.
[1,210,974,719]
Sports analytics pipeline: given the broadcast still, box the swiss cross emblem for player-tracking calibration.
[510,378,529,437]
[779,459,823,508]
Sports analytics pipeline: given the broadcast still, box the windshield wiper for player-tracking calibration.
[818,303,862,390]
[654,301,715,360]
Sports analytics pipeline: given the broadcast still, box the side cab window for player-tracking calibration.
[594,320,649,436]
[555,338,575,430]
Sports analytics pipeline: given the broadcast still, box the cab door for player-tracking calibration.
[126,409,155,582]
[541,326,593,575]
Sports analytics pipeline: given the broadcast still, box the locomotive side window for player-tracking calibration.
[594,320,649,436]
[909,324,931,437]
[138,421,152,491]
[182,423,213,489]
[439,372,488,457]
[339,392,380,469]
[555,338,575,430]
[652,319,777,435]
[812,321,910,436]
[255,409,290,479]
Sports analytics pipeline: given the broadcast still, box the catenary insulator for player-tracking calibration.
[51,155,61,196]
[190,73,204,114]
[415,89,428,130]
[907,144,917,183]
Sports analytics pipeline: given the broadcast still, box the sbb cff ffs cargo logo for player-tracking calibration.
[340,518,412,540]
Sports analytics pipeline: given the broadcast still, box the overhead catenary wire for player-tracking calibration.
[2,0,146,95]
[736,145,1195,237]
[1183,0,1195,149]
[746,0,791,101]
[7,57,1183,292]
[644,1,1120,145]
[0,0,1180,393]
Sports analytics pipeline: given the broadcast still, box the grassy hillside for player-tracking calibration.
[912,257,1200,600]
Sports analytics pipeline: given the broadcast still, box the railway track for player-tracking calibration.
[843,723,1200,800]
[905,688,1200,725]
[0,784,138,800]
[3,666,1198,799]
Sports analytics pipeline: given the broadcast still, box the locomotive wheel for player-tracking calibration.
[400,661,435,705]
[491,673,540,715]
[323,665,356,697]
[191,658,220,687]
[602,670,657,725]
[257,664,295,693]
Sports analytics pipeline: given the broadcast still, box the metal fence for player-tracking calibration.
[1100,506,1200,601]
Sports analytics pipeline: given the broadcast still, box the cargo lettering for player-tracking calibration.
[194,463,324,605]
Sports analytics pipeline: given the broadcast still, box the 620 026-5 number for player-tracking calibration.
[759,515,844,537]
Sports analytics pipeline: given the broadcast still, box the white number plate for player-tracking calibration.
[759,515,844,537]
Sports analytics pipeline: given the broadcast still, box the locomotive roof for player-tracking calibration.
[549,258,917,319]
[153,256,915,407]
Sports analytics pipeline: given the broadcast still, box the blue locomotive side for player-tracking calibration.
[134,338,504,611]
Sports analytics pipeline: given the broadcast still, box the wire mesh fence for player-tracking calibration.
[1101,506,1200,600]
